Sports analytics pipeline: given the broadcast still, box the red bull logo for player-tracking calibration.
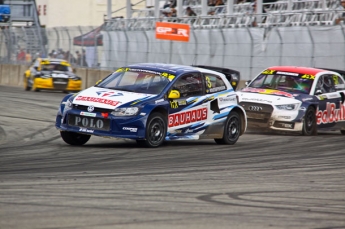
[169,108,207,127]
[316,102,345,125]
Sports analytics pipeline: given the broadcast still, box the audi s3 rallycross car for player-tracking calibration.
[237,66,345,135]
[56,63,247,147]
[24,58,82,93]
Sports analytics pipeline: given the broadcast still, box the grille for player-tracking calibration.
[72,104,113,113]
[239,102,273,124]
[53,78,68,90]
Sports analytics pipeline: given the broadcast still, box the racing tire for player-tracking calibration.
[24,77,31,91]
[341,130,345,135]
[60,131,91,145]
[137,112,167,148]
[214,111,241,145]
[302,106,317,136]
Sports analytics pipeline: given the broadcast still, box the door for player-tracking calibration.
[314,74,345,129]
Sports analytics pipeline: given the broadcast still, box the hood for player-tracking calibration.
[237,88,301,105]
[72,86,155,109]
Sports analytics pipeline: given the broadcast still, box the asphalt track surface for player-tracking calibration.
[0,85,344,229]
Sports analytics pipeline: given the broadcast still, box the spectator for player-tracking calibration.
[25,52,32,63]
[186,7,197,17]
[208,0,216,6]
[17,48,26,62]
[81,49,88,67]
[76,50,82,66]
[163,0,176,9]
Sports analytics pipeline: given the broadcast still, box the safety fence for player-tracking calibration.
[0,20,345,81]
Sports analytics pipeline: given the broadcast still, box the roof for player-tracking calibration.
[40,58,67,63]
[267,66,327,75]
[127,63,199,76]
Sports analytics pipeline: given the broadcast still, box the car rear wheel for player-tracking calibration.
[214,111,241,145]
[137,112,167,148]
[302,106,317,136]
[60,131,91,145]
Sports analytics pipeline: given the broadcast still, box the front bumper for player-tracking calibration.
[56,108,148,140]
[35,77,82,91]
[240,102,303,132]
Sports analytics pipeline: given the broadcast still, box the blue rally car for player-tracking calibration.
[56,63,247,147]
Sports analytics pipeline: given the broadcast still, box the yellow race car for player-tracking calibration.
[24,58,82,93]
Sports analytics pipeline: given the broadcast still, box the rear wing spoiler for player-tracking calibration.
[192,65,241,91]
[318,67,345,79]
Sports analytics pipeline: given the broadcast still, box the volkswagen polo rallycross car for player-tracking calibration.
[237,66,345,135]
[56,63,247,147]
[24,58,82,93]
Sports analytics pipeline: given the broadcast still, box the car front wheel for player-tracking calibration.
[302,106,317,136]
[137,112,167,148]
[214,111,241,145]
[60,131,91,145]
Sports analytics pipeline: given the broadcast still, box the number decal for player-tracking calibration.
[333,75,339,85]
[161,72,175,81]
[115,67,130,72]
[301,74,315,80]
[205,76,212,88]
[262,69,275,75]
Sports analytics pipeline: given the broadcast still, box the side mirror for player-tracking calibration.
[95,79,102,85]
[315,89,323,95]
[168,90,180,99]
[245,80,251,86]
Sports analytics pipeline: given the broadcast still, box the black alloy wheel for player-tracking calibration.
[137,112,167,148]
[60,131,91,145]
[214,111,241,145]
[302,106,317,136]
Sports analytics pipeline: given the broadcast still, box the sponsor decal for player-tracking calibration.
[156,22,190,42]
[178,100,187,105]
[262,69,276,75]
[79,127,94,133]
[241,97,273,103]
[316,102,345,124]
[317,95,327,100]
[122,127,138,132]
[278,116,291,119]
[76,96,120,106]
[242,88,294,98]
[80,111,96,117]
[170,100,179,109]
[96,91,124,97]
[276,71,299,76]
[219,97,236,102]
[168,108,207,127]
[209,86,226,93]
[302,98,313,101]
[74,116,105,129]
[155,99,165,104]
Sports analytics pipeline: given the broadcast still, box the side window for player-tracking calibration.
[172,73,203,97]
[333,75,345,91]
[316,75,336,94]
[204,74,226,94]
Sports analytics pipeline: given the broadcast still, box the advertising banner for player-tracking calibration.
[155,22,190,42]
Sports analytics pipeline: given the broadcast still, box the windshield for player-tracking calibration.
[41,64,70,72]
[97,69,171,94]
[249,72,314,94]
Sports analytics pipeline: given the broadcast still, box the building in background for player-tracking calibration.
[36,0,146,28]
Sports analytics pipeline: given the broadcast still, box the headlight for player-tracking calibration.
[111,107,139,116]
[275,103,299,111]
[66,99,72,107]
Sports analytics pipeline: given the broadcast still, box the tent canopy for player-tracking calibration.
[73,25,103,46]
